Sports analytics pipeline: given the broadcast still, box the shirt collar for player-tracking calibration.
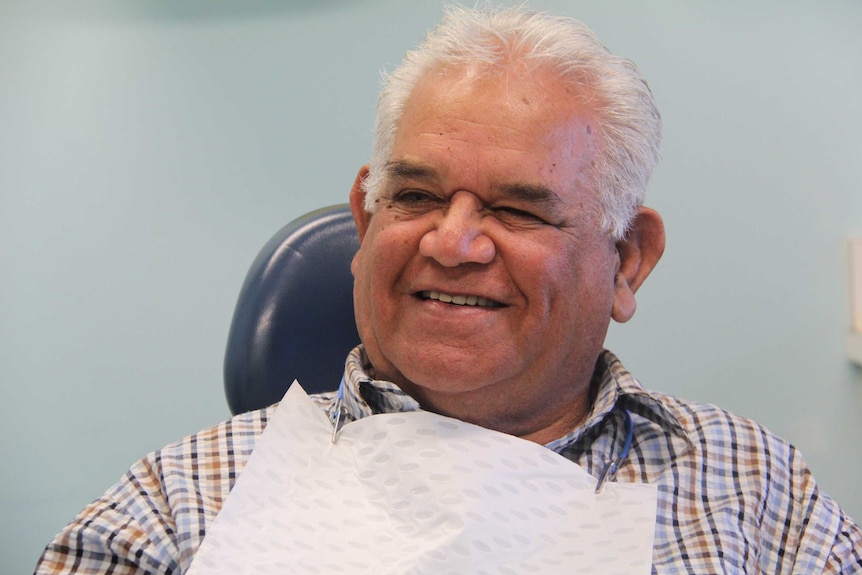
[544,349,691,452]
[340,345,691,450]
[340,345,421,421]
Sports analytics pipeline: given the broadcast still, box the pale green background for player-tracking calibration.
[2,1,861,572]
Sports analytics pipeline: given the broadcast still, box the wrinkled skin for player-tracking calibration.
[350,62,664,444]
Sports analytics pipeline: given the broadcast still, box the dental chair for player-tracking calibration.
[223,204,360,415]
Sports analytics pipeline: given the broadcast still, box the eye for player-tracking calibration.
[491,205,549,227]
[391,189,445,210]
[394,189,432,203]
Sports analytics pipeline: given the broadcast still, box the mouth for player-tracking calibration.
[418,290,503,308]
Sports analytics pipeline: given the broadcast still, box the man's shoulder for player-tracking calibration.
[650,390,788,442]
[141,404,280,485]
[644,389,803,470]
[601,351,793,456]
[152,390,337,472]
[166,404,277,452]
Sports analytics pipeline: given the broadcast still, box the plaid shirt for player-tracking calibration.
[35,348,862,574]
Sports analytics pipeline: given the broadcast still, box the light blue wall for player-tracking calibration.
[2,1,860,572]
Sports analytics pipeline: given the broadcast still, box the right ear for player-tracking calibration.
[349,164,372,242]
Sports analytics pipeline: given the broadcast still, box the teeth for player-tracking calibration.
[423,291,498,308]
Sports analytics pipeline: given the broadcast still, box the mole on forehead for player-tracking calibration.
[383,159,564,208]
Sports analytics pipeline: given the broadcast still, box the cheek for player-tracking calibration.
[526,240,617,315]
[511,236,576,287]
[353,223,417,311]
[351,246,372,332]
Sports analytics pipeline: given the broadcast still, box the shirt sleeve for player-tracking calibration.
[33,407,269,575]
[786,447,862,574]
[33,452,183,575]
[823,508,862,574]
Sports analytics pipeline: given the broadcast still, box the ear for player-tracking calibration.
[349,165,372,242]
[611,207,666,323]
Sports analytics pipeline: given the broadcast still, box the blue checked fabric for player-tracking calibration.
[35,348,862,574]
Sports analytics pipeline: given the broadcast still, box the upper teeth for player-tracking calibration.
[423,290,498,307]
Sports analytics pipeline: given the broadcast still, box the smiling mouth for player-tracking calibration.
[419,290,502,308]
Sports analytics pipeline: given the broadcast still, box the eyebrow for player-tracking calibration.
[384,159,565,210]
[496,183,564,211]
[384,160,440,183]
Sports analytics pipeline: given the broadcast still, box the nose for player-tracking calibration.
[418,191,496,267]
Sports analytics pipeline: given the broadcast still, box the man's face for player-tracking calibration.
[350,63,623,438]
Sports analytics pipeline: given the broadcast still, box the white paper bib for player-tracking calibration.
[188,382,657,574]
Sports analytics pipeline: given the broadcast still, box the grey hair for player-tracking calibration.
[363,4,661,240]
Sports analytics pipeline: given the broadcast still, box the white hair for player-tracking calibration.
[362,5,661,240]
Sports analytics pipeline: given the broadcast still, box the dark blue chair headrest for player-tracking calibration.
[223,204,361,415]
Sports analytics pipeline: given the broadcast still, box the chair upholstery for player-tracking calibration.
[224,204,360,415]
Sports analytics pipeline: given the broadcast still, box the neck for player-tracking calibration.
[396,377,594,445]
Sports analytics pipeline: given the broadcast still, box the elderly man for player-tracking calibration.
[35,5,861,574]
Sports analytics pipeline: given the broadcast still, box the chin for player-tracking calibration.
[403,364,504,397]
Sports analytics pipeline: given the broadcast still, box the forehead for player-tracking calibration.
[401,61,592,136]
[391,62,599,200]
